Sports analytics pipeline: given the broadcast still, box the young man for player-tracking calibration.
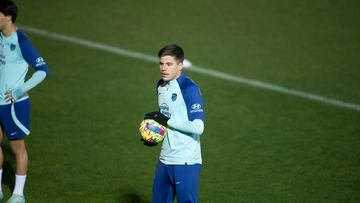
[143,44,205,203]
[0,0,49,202]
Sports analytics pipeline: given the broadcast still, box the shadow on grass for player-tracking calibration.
[2,144,15,191]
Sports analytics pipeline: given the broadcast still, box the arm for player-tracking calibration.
[178,82,205,135]
[145,82,205,135]
[168,118,204,136]
[9,70,47,101]
[6,30,50,102]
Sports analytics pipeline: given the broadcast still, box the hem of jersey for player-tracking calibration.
[0,95,29,105]
[159,159,202,165]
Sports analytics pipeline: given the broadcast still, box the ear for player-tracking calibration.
[178,62,183,71]
[6,15,12,22]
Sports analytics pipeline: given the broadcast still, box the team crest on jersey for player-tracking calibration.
[171,93,177,101]
[10,44,16,51]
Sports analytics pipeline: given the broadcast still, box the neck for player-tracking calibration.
[175,72,182,80]
[1,23,16,36]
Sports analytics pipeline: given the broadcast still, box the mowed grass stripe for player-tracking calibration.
[19,25,360,112]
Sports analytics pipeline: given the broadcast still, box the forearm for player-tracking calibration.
[12,70,47,100]
[167,118,204,136]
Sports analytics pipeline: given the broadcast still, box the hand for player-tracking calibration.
[5,87,25,102]
[141,138,158,147]
[4,91,14,103]
[144,111,169,127]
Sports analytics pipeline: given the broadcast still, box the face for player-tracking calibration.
[159,55,183,81]
[0,12,10,31]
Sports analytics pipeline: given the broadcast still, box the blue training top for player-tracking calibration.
[0,29,49,104]
[157,73,205,165]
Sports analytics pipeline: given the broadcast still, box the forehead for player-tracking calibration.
[159,55,177,63]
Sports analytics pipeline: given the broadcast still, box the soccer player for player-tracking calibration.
[143,44,205,203]
[0,0,49,202]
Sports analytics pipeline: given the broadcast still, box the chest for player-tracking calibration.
[158,84,186,118]
[0,37,22,63]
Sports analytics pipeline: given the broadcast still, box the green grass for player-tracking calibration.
[0,0,359,202]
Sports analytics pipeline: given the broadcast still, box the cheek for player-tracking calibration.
[0,19,6,26]
[170,66,178,74]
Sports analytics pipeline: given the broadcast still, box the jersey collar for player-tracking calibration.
[175,73,186,86]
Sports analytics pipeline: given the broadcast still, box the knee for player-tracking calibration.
[13,147,27,157]
[10,140,28,156]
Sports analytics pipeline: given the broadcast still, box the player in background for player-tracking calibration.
[143,44,205,203]
[0,0,49,202]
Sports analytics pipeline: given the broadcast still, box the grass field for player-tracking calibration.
[1,0,359,202]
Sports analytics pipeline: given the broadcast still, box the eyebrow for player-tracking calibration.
[159,61,174,64]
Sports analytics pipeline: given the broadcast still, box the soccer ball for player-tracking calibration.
[139,119,167,144]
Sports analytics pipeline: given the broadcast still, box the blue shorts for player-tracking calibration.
[0,98,30,141]
[152,161,201,203]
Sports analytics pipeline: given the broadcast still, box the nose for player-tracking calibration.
[160,64,167,71]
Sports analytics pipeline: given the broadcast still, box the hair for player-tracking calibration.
[0,0,18,23]
[158,44,184,63]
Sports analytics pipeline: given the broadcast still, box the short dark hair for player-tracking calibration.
[0,0,18,23]
[158,44,184,63]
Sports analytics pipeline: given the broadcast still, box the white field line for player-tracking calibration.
[19,25,360,112]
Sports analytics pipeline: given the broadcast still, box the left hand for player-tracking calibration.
[4,91,14,103]
[5,87,25,102]
[144,111,169,127]
[141,138,158,147]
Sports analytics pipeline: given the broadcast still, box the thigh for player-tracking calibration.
[152,161,174,203]
[9,138,27,154]
[0,124,3,142]
[0,105,8,143]
[174,164,201,203]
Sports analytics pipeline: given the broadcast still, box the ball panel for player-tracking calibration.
[139,119,167,143]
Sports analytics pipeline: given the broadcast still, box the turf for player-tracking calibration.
[1,0,359,202]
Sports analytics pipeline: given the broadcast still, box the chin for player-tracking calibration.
[161,76,169,81]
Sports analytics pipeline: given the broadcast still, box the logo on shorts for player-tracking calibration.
[10,132,17,136]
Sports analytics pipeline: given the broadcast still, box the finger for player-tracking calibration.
[143,141,157,147]
[144,112,156,119]
[145,112,155,116]
[5,97,13,102]
[4,93,13,102]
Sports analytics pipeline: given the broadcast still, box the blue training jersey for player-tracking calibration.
[157,73,205,165]
[0,29,49,105]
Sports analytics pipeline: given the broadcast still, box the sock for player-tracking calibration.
[13,174,27,196]
[0,169,2,192]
